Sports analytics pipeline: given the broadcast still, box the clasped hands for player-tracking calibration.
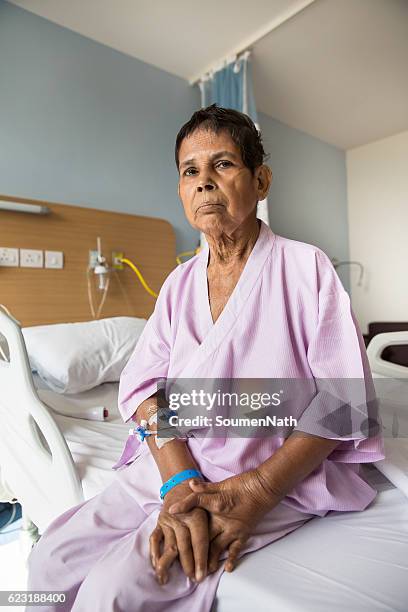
[149,469,274,585]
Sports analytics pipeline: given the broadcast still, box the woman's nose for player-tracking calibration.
[196,182,215,193]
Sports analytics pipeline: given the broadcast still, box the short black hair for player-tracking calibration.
[175,104,268,175]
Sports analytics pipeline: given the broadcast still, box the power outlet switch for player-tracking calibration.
[0,247,19,267]
[20,249,43,268]
[45,251,64,269]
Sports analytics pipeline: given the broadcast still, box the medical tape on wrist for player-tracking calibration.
[134,419,155,442]
[129,405,184,449]
[147,413,177,449]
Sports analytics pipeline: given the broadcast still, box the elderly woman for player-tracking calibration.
[27,105,384,611]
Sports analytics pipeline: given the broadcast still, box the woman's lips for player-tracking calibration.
[197,202,224,212]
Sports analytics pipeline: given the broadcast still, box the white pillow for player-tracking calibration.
[22,317,146,394]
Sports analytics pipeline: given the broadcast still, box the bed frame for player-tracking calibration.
[0,305,83,537]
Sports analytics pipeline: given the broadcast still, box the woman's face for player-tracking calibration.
[178,128,271,238]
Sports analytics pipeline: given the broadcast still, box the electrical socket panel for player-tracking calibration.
[0,247,19,267]
[45,251,64,269]
[0,247,64,269]
[20,249,43,268]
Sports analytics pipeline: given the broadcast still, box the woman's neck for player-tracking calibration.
[205,218,261,270]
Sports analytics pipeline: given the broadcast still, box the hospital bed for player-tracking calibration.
[0,308,408,611]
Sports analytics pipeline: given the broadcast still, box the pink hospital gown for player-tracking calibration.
[27,220,385,611]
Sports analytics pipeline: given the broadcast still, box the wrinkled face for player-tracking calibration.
[177,128,270,237]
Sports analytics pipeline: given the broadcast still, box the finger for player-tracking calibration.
[173,523,195,580]
[208,519,223,543]
[208,532,232,574]
[168,493,200,514]
[169,492,226,515]
[149,525,163,569]
[155,548,178,585]
[189,480,217,493]
[154,526,177,585]
[188,514,209,582]
[225,539,245,572]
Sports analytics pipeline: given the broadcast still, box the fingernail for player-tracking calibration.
[196,570,204,582]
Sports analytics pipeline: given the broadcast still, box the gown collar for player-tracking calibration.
[180,220,276,378]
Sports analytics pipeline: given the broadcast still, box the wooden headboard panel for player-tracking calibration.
[0,195,176,326]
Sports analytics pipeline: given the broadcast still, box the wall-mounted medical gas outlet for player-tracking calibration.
[0,247,19,267]
[45,251,64,269]
[20,249,43,268]
[112,252,124,270]
[89,250,99,269]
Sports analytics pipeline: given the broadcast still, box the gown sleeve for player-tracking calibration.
[117,270,175,424]
[301,250,385,463]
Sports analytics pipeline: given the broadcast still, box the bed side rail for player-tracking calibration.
[367,331,408,378]
[0,305,83,531]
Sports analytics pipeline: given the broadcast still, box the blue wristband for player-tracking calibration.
[160,469,203,500]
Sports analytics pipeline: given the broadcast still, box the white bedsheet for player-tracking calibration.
[34,375,129,499]
[215,467,407,612]
[34,377,408,611]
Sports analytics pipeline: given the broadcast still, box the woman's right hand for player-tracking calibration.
[149,481,209,585]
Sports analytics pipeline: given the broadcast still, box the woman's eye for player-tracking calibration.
[216,160,232,169]
[184,167,197,176]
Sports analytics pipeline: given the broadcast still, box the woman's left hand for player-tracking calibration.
[168,470,275,574]
[150,481,210,584]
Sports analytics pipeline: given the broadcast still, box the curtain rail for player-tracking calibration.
[189,0,317,85]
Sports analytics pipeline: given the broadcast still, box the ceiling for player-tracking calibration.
[8,0,408,150]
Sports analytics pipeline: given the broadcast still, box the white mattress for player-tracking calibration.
[215,467,407,612]
[34,377,408,611]
[34,375,129,500]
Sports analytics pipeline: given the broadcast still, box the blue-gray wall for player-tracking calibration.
[0,0,200,252]
[0,0,349,289]
[259,112,350,290]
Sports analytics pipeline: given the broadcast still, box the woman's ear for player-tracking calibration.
[256,165,272,200]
